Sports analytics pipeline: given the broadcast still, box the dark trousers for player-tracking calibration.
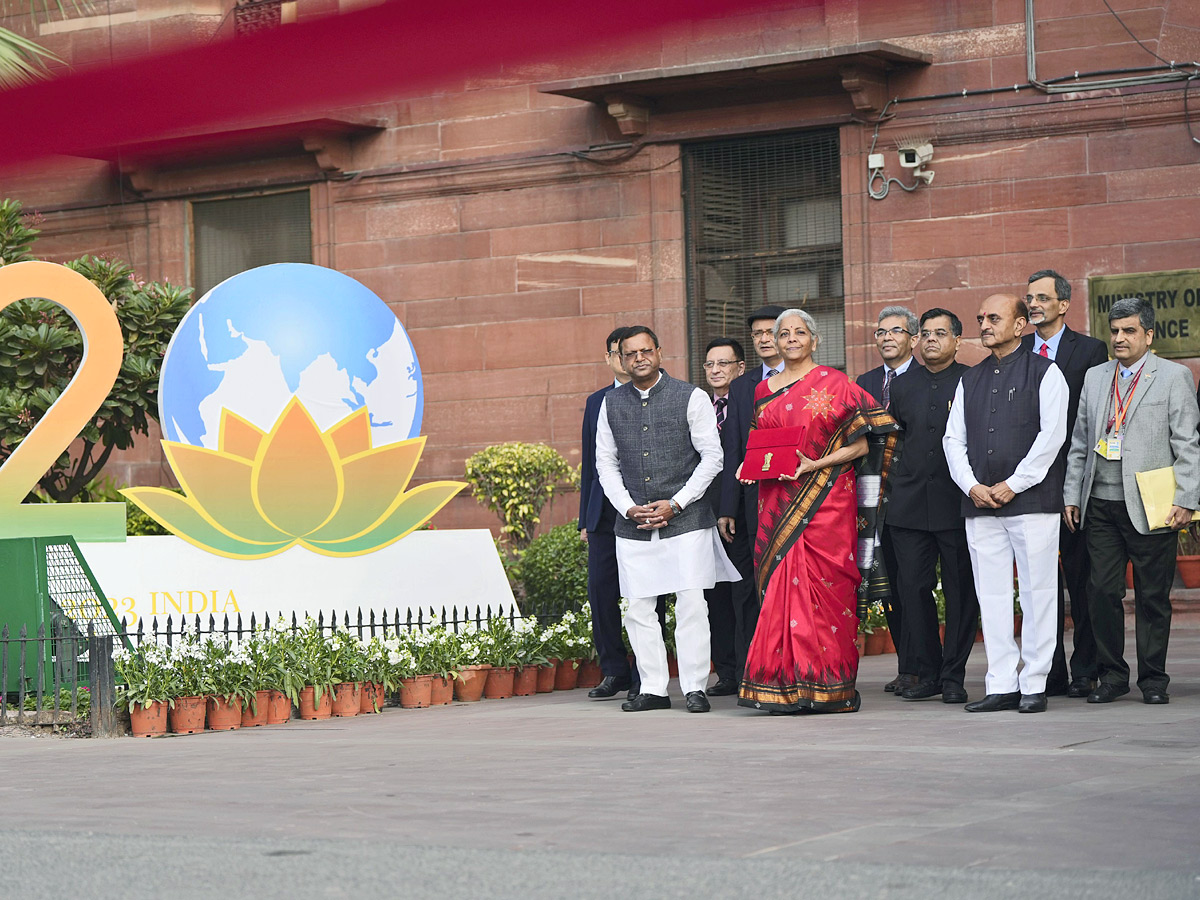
[889,525,979,687]
[587,529,630,678]
[880,527,910,676]
[1085,497,1176,692]
[1057,522,1098,681]
[707,513,759,682]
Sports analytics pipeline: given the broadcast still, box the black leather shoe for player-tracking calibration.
[964,691,1021,712]
[885,673,918,694]
[706,677,738,697]
[621,693,671,712]
[1142,689,1170,705]
[685,691,711,713]
[1087,683,1130,704]
[900,680,942,700]
[588,675,632,699]
[1045,681,1070,697]
[1018,692,1047,713]
[941,684,968,704]
[1067,677,1096,699]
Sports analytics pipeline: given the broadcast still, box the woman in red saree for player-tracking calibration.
[737,309,898,714]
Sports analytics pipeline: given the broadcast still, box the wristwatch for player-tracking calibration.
[668,499,682,517]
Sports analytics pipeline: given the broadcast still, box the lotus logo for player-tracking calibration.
[123,399,463,559]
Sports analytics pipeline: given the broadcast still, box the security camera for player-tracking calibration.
[898,142,933,168]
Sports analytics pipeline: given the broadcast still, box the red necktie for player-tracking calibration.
[1038,344,1049,358]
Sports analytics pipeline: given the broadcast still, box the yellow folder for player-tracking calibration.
[1134,466,1200,529]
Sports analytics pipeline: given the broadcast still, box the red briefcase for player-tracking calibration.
[741,426,804,480]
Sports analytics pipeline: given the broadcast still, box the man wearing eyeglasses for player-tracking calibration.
[887,310,979,704]
[856,306,920,695]
[717,304,785,696]
[1020,269,1109,700]
[595,326,740,712]
[702,337,746,697]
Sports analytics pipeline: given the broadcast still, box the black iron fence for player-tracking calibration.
[1,603,560,736]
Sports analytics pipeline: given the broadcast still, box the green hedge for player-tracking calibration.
[520,522,588,620]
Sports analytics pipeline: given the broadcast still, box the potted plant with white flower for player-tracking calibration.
[114,642,175,737]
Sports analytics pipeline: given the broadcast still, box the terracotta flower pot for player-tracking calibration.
[1013,614,1023,638]
[484,666,516,699]
[576,659,604,688]
[1125,561,1134,589]
[399,675,434,708]
[207,695,242,731]
[332,682,361,717]
[241,690,271,727]
[864,632,885,656]
[667,655,679,677]
[512,666,538,696]
[938,623,946,644]
[554,659,580,690]
[975,628,985,643]
[881,628,896,654]
[536,662,557,693]
[169,695,206,734]
[360,682,385,713]
[429,675,454,705]
[266,690,292,724]
[298,685,333,719]
[129,700,168,737]
[1177,555,1200,588]
[454,665,490,702]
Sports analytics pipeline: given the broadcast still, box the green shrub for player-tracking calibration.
[520,522,588,620]
[464,442,579,552]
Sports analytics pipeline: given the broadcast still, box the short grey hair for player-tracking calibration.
[877,305,918,335]
[773,308,821,347]
[1108,296,1154,331]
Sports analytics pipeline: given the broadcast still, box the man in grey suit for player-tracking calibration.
[1063,297,1200,705]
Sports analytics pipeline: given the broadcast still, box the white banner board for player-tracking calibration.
[79,530,516,630]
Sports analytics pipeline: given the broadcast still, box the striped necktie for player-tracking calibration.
[882,368,895,408]
[714,396,727,431]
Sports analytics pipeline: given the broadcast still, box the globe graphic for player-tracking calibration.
[159,263,422,450]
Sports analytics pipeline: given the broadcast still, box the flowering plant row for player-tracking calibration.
[114,608,598,710]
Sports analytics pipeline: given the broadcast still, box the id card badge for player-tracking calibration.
[1094,437,1108,458]
[1105,434,1122,460]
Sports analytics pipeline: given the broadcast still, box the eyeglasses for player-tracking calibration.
[703,359,741,370]
[750,328,774,339]
[621,348,658,361]
[1024,293,1058,304]
[874,326,914,339]
[919,329,954,339]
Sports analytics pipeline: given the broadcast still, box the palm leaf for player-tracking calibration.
[0,26,62,88]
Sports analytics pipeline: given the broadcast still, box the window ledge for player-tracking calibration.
[538,42,930,135]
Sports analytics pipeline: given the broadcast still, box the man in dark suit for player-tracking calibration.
[887,309,979,704]
[856,305,919,694]
[702,336,745,694]
[579,326,635,699]
[715,304,785,695]
[1021,269,1109,698]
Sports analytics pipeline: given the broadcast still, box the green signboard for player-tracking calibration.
[1088,268,1200,359]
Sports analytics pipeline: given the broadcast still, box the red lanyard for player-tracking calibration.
[1105,363,1144,435]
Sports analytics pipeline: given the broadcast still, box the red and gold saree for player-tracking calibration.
[738,366,899,714]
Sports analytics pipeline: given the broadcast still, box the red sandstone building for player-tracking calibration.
[6,0,1200,531]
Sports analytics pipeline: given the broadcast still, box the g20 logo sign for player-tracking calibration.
[0,262,462,558]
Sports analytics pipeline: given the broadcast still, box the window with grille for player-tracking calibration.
[683,130,843,384]
[192,190,312,298]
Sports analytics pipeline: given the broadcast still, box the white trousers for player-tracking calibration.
[964,514,1060,695]
[625,589,711,696]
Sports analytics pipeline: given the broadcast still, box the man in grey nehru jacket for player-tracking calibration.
[595,326,740,713]
[944,293,1068,714]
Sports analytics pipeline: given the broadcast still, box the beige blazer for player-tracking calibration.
[1063,353,1200,535]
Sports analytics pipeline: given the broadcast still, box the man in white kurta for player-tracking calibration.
[943,293,1068,714]
[595,326,739,712]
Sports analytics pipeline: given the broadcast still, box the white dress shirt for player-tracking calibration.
[1031,327,1066,360]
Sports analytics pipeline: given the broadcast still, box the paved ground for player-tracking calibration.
[3,624,1200,899]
